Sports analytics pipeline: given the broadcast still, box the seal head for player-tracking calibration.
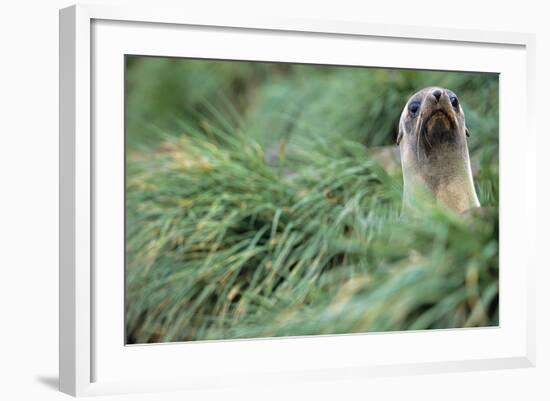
[397,87,480,214]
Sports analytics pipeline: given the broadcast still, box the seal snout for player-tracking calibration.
[426,110,454,139]
[422,90,458,137]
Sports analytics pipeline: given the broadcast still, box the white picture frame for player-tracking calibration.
[59,4,536,397]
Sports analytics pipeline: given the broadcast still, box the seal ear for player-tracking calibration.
[396,124,403,145]
[465,127,470,137]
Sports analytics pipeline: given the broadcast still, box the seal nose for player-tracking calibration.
[432,89,442,102]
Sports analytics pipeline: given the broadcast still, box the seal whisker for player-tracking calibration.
[424,129,433,150]
[415,112,424,162]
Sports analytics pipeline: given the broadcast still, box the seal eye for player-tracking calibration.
[450,96,459,108]
[408,101,420,116]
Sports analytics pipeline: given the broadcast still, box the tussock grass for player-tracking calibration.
[125,58,498,343]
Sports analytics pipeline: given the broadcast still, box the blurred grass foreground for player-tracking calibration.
[125,56,499,343]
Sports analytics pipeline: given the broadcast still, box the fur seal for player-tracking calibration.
[397,87,480,214]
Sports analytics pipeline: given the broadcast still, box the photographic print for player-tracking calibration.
[124,56,499,344]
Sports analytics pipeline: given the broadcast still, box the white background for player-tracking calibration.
[92,18,529,388]
[0,0,547,400]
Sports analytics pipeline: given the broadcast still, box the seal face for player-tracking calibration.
[397,87,480,214]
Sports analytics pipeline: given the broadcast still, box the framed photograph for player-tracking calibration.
[59,4,536,396]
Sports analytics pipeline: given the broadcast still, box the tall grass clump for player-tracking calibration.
[125,59,499,343]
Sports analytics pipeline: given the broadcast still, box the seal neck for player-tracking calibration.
[400,140,480,214]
